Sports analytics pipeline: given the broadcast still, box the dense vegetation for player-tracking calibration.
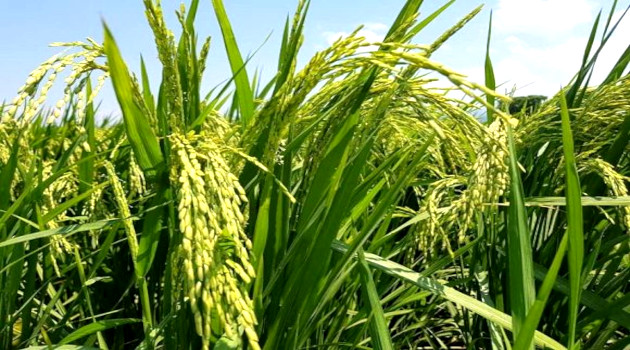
[1,0,629,349]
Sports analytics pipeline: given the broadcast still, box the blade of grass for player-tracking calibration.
[0,219,119,248]
[78,79,96,202]
[533,263,630,329]
[331,241,566,350]
[404,1,455,42]
[506,126,536,348]
[71,246,108,348]
[59,318,140,345]
[357,248,394,350]
[514,233,568,349]
[384,0,423,42]
[140,56,156,116]
[559,90,584,350]
[211,0,255,125]
[103,22,164,179]
[0,130,21,212]
[522,196,630,206]
[565,11,601,107]
[484,11,496,123]
[602,43,630,84]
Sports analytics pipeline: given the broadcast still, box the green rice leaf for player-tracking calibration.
[522,196,630,206]
[559,90,584,350]
[357,248,394,350]
[405,1,455,41]
[514,233,568,349]
[59,318,140,345]
[0,219,119,248]
[484,11,496,123]
[211,0,255,125]
[103,22,164,179]
[140,56,156,116]
[0,131,21,211]
[331,241,565,350]
[506,126,536,347]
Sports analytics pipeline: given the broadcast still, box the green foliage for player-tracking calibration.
[504,95,547,115]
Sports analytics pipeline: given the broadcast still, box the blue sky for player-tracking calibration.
[1,0,628,116]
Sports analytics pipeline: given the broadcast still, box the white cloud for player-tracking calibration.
[494,0,596,37]
[492,7,630,96]
[491,34,588,95]
[322,22,387,46]
[450,2,629,97]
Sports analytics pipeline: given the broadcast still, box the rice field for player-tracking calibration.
[1,0,629,349]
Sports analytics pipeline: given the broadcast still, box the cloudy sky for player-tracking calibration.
[0,0,628,115]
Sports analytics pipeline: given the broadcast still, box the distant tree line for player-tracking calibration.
[500,95,547,115]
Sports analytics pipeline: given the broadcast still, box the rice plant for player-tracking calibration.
[1,0,629,349]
